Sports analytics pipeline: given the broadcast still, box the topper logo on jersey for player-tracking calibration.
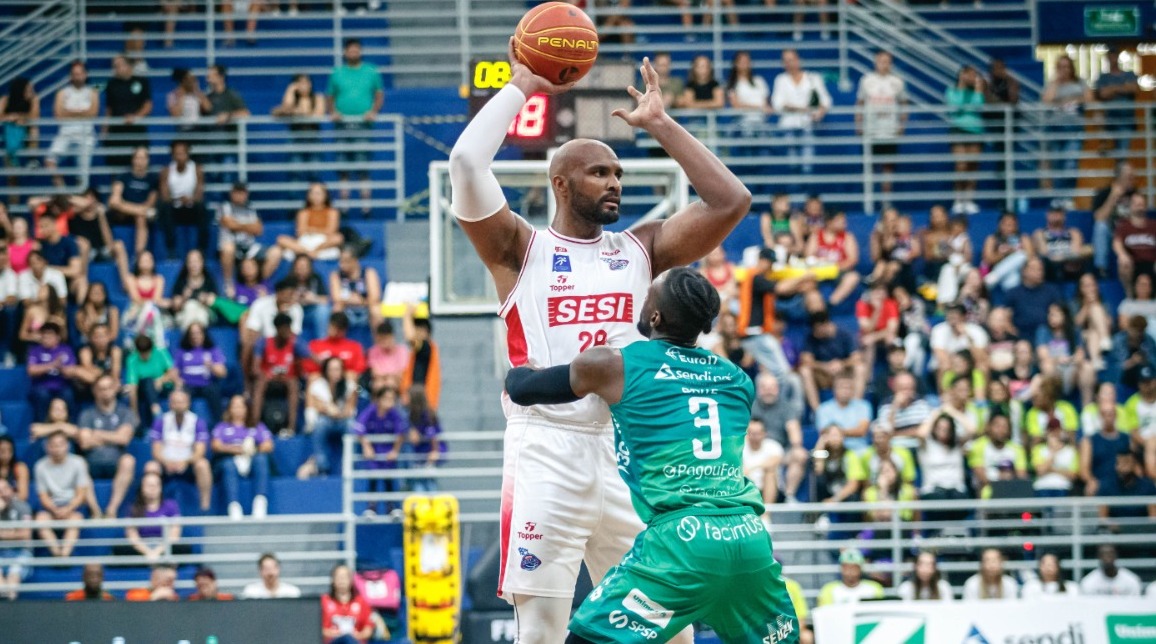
[547,293,633,326]
[551,275,575,293]
[552,254,572,272]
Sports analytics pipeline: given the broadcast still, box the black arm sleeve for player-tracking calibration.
[504,365,580,407]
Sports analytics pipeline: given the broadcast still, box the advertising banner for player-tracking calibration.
[814,598,1156,644]
[1036,1,1156,44]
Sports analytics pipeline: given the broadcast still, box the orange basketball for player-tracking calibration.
[513,2,599,85]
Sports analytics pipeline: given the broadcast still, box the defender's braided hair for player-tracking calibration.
[661,267,721,340]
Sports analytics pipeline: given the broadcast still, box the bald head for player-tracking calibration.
[549,139,618,178]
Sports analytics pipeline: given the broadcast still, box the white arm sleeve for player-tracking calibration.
[448,83,527,222]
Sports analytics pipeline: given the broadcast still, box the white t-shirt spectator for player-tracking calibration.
[1020,578,1078,599]
[742,439,783,493]
[857,72,907,140]
[896,579,954,601]
[17,267,67,301]
[245,294,304,338]
[1031,443,1078,492]
[0,266,17,301]
[1079,568,1143,597]
[929,321,989,354]
[34,454,91,507]
[918,440,967,495]
[962,574,1019,600]
[242,581,302,599]
[731,76,770,127]
[771,71,832,131]
[148,411,209,463]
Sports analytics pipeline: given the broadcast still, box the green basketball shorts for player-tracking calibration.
[569,510,799,644]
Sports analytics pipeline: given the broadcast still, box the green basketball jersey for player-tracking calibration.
[609,340,764,524]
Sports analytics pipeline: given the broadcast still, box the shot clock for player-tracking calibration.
[467,58,576,150]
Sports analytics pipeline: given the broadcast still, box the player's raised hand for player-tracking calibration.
[612,57,667,129]
[508,37,578,97]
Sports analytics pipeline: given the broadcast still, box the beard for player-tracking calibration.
[571,189,620,226]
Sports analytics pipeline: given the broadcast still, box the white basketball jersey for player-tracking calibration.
[500,227,652,426]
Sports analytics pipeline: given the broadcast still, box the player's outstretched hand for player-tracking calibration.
[612,57,666,129]
[508,37,578,97]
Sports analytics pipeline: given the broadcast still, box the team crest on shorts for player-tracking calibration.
[601,257,629,270]
[518,548,542,571]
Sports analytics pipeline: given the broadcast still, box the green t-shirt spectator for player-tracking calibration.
[125,347,175,386]
[328,63,383,117]
[946,86,985,135]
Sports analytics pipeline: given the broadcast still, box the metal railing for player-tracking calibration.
[2,113,406,217]
[0,1,80,90]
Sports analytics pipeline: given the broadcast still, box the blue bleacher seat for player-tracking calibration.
[272,436,311,478]
[0,368,30,402]
[269,477,342,514]
[0,402,31,442]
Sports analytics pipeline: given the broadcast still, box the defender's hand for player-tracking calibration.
[612,57,667,129]
[508,38,577,97]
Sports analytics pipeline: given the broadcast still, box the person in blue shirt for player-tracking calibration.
[815,372,873,452]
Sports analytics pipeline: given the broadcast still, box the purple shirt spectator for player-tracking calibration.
[410,413,445,456]
[211,421,273,446]
[234,282,269,307]
[149,412,209,463]
[354,404,407,438]
[133,499,181,539]
[176,346,226,388]
[28,342,77,392]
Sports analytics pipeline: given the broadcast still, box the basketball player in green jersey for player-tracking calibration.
[505,267,799,644]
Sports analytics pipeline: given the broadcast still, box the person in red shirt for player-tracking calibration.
[804,210,861,307]
[251,312,307,434]
[855,282,900,368]
[321,564,375,644]
[304,312,367,380]
[64,563,114,601]
[189,567,234,601]
[1113,192,1156,296]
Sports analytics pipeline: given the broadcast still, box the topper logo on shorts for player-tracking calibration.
[517,548,542,571]
[623,588,673,628]
[553,254,572,272]
[547,293,633,326]
[518,521,543,541]
[601,257,630,270]
[608,610,659,640]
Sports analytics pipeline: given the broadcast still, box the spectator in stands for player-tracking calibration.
[0,436,29,503]
[862,452,917,528]
[176,323,227,423]
[17,260,68,349]
[233,257,271,307]
[1041,56,1092,196]
[103,55,152,169]
[30,397,81,451]
[913,412,970,512]
[203,65,250,186]
[962,548,1018,600]
[1021,552,1077,598]
[1093,160,1137,278]
[115,470,188,560]
[77,374,137,517]
[799,311,864,410]
[856,51,907,202]
[1032,419,1079,498]
[1080,544,1142,596]
[278,182,345,262]
[46,61,97,190]
[321,563,375,644]
[158,140,208,260]
[108,147,159,257]
[726,51,770,145]
[75,282,120,349]
[650,52,684,110]
[170,249,217,330]
[252,313,305,435]
[1111,317,1156,390]
[854,283,898,368]
[125,334,180,430]
[64,563,113,601]
[760,194,802,255]
[301,357,359,478]
[897,551,953,601]
[1125,377,1156,478]
[1080,401,1132,498]
[306,312,367,382]
[1035,302,1095,404]
[190,567,234,600]
[218,183,279,294]
[815,372,872,452]
[242,552,302,598]
[981,212,1032,295]
[699,246,737,305]
[772,50,831,177]
[946,66,984,215]
[929,303,988,383]
[242,278,303,392]
[330,246,381,330]
[273,74,326,182]
[1084,382,1130,437]
[868,213,919,294]
[1024,375,1078,443]
[875,370,932,441]
[328,38,383,216]
[920,205,951,284]
[27,323,79,421]
[805,211,860,307]
[860,424,915,484]
[1033,204,1092,284]
[1103,449,1156,520]
[290,254,332,339]
[125,563,179,601]
[37,211,87,303]
[817,550,883,606]
[984,59,1019,173]
[147,388,212,512]
[34,431,90,557]
[892,287,929,376]
[1118,273,1156,332]
[797,194,828,243]
[1006,257,1062,341]
[401,385,443,493]
[213,395,273,520]
[749,373,808,503]
[1096,50,1139,155]
[367,320,408,393]
[355,385,405,511]
[1072,273,1112,373]
[1113,193,1156,297]
[733,250,800,377]
[0,77,39,187]
[969,413,1027,496]
[814,425,865,505]
[0,478,31,600]
[742,418,783,511]
[166,69,207,133]
[402,304,441,410]
[677,55,724,110]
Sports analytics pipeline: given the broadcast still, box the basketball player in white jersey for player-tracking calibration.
[449,41,752,643]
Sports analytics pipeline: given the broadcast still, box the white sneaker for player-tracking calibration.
[228,502,244,520]
[252,495,268,519]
